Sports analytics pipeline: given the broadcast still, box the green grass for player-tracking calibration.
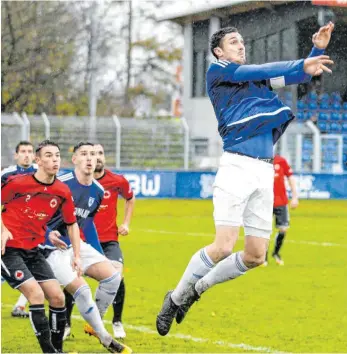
[2,199,347,353]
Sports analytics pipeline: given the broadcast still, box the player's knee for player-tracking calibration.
[243,250,266,268]
[210,244,232,262]
[278,227,288,233]
[26,288,45,305]
[99,271,121,293]
[111,260,123,274]
[47,289,65,307]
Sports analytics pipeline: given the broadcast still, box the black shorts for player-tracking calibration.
[273,205,290,228]
[101,241,124,264]
[1,247,56,289]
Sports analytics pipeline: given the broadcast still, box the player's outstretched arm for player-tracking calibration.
[225,60,305,83]
[67,223,82,276]
[303,55,333,76]
[276,55,333,87]
[282,22,335,86]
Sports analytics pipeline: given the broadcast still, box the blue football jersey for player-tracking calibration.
[1,164,38,185]
[43,171,104,251]
[206,46,324,159]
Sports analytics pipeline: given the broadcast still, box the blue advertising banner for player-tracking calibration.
[58,169,347,199]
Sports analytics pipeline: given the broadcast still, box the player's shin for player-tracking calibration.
[73,285,112,345]
[49,306,67,352]
[63,289,74,327]
[195,251,248,295]
[95,272,121,318]
[274,231,286,255]
[171,248,214,306]
[113,278,125,323]
[29,304,58,353]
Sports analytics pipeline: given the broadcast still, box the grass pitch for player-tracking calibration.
[2,199,347,353]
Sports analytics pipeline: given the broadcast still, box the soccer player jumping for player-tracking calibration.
[157,22,334,335]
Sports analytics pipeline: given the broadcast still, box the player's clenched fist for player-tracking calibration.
[118,223,129,236]
[304,55,334,76]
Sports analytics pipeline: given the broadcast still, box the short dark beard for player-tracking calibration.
[94,166,104,173]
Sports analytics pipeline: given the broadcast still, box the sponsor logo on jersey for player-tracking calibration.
[75,207,91,219]
[21,207,49,220]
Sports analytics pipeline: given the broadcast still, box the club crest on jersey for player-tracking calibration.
[104,191,111,199]
[14,270,24,280]
[50,198,58,208]
[88,197,95,207]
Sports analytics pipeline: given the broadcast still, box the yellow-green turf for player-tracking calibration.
[1,199,346,353]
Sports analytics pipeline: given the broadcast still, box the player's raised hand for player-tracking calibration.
[71,256,83,277]
[48,230,68,250]
[119,223,129,236]
[312,22,334,49]
[304,55,334,76]
[1,228,13,255]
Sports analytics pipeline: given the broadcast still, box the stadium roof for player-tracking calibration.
[156,0,290,24]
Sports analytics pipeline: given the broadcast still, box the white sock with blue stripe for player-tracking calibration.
[73,285,112,346]
[95,272,121,319]
[195,251,248,295]
[171,248,215,306]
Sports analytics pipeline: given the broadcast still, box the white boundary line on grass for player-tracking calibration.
[1,304,286,353]
[135,228,347,248]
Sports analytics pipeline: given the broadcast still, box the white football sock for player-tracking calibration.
[171,248,214,306]
[14,293,28,309]
[73,285,112,346]
[95,272,121,318]
[195,251,248,295]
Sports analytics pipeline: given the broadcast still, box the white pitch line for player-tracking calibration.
[0,303,285,353]
[70,314,285,353]
[135,228,347,248]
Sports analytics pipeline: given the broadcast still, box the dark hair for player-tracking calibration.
[73,141,94,153]
[210,27,239,59]
[15,140,33,153]
[35,140,60,154]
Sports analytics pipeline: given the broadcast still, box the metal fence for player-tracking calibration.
[279,120,344,174]
[1,112,344,173]
[1,113,189,170]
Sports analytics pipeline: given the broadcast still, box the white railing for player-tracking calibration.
[1,112,344,173]
[280,120,344,174]
[1,113,190,170]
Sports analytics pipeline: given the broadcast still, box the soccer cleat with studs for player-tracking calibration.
[11,306,29,318]
[84,323,131,353]
[156,290,179,336]
[272,253,284,265]
[175,287,200,324]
